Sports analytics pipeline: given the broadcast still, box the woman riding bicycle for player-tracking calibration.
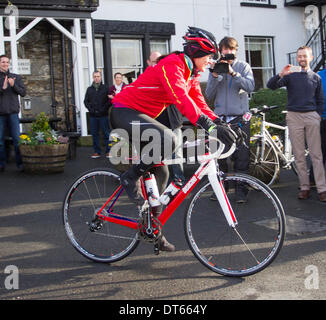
[111,27,236,251]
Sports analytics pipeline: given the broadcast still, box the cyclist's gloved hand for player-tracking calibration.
[231,125,248,147]
[196,114,216,133]
[213,117,227,126]
[196,115,237,145]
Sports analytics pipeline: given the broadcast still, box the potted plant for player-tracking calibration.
[19,112,69,173]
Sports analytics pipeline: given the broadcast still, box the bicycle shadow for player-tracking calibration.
[0,244,244,300]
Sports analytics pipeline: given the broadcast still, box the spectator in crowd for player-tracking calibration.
[309,67,326,185]
[206,36,255,203]
[84,70,111,159]
[108,72,127,106]
[318,68,326,168]
[267,46,326,202]
[0,54,26,172]
[146,51,161,67]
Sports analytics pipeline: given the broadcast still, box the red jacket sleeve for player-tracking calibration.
[158,60,212,124]
[188,76,217,121]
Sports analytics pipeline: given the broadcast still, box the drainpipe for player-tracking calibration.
[318,3,325,69]
[49,29,57,119]
[61,33,71,131]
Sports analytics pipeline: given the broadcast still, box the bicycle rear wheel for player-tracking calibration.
[63,168,140,263]
[185,173,286,277]
[250,137,280,186]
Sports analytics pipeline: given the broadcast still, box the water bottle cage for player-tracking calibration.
[165,191,173,198]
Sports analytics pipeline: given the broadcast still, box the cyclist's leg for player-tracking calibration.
[149,165,175,251]
[150,164,169,194]
[111,107,176,204]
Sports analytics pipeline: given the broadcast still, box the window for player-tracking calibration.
[82,38,104,90]
[240,0,276,8]
[243,0,269,3]
[245,36,274,90]
[150,39,169,55]
[94,38,105,77]
[111,39,143,84]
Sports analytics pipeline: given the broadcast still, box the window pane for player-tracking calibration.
[245,36,274,90]
[150,39,169,55]
[243,0,269,3]
[81,41,91,90]
[95,39,104,69]
[82,38,105,90]
[111,39,143,83]
[111,39,142,68]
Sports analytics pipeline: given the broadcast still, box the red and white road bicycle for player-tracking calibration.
[63,135,285,277]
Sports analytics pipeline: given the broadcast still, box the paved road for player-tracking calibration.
[0,146,326,301]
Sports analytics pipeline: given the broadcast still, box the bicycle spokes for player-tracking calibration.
[185,173,285,277]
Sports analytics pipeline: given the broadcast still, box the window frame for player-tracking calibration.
[240,0,277,9]
[244,35,275,90]
[110,38,144,84]
[149,38,170,55]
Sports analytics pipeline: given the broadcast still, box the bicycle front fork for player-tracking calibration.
[207,160,238,228]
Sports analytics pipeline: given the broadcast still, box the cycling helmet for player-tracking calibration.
[183,26,219,59]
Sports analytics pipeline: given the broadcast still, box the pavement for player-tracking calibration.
[0,146,326,301]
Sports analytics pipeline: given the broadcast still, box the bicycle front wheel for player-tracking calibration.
[250,137,280,186]
[185,173,286,277]
[63,168,140,263]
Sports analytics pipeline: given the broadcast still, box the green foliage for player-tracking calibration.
[250,88,288,125]
[19,112,61,146]
[30,112,51,134]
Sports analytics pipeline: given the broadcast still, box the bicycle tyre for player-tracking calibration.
[184,173,286,277]
[250,137,280,186]
[63,167,140,263]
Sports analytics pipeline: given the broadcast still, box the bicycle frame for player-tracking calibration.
[256,112,293,167]
[95,142,238,231]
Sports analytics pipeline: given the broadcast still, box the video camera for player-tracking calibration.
[210,53,235,74]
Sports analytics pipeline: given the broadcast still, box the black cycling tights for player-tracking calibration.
[111,107,176,193]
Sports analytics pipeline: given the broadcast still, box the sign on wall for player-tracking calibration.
[10,59,31,75]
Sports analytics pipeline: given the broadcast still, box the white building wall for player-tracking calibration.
[93,0,317,79]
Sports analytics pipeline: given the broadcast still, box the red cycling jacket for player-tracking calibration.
[112,53,217,124]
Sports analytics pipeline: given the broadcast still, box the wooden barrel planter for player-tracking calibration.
[19,144,68,173]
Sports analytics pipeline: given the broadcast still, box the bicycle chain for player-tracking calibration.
[137,203,163,244]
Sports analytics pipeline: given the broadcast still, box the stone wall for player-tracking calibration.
[6,20,74,132]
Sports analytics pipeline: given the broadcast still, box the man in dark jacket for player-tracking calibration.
[0,54,26,172]
[84,70,111,159]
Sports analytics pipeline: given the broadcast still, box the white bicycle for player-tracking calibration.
[249,105,308,186]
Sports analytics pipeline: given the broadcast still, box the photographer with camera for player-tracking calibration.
[206,37,254,203]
